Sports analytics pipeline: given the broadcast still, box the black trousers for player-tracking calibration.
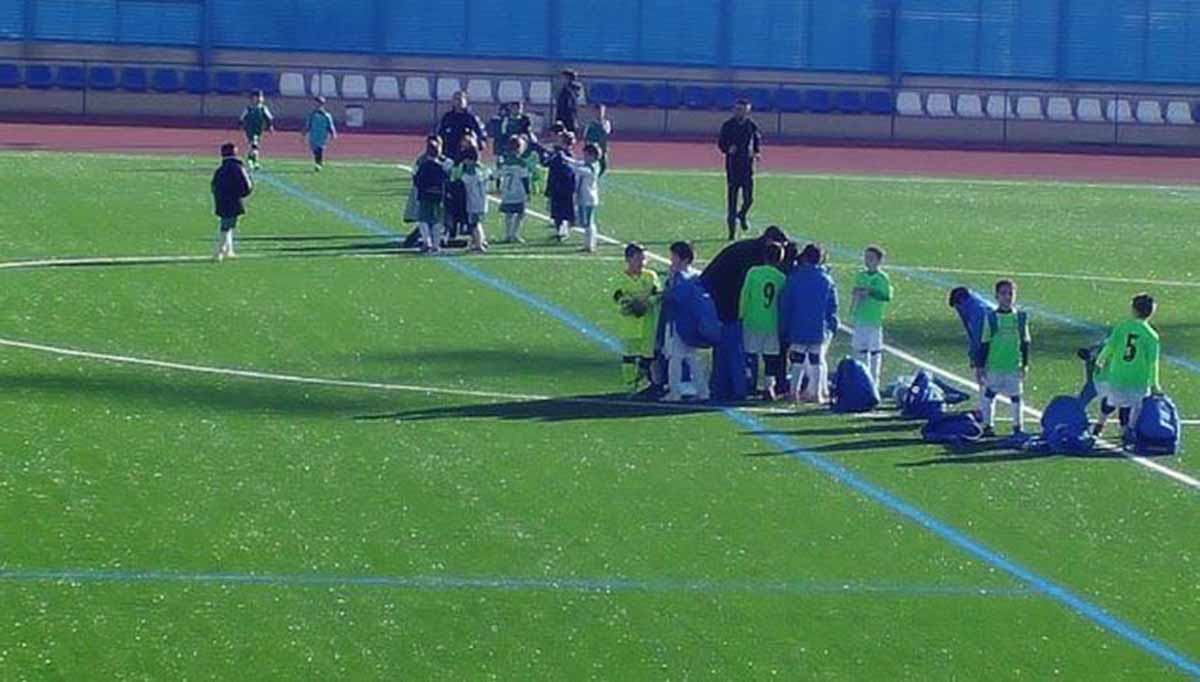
[725,173,754,236]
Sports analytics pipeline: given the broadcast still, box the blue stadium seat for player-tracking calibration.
[183,70,210,94]
[805,89,833,113]
[652,84,682,109]
[120,67,148,92]
[712,86,738,110]
[682,86,712,110]
[88,66,118,91]
[1191,102,1200,124]
[57,66,85,90]
[151,68,181,93]
[834,90,864,114]
[0,64,20,88]
[864,91,893,115]
[588,81,619,106]
[741,87,773,112]
[214,71,242,95]
[245,71,278,96]
[621,83,650,108]
[25,65,53,89]
[775,88,804,113]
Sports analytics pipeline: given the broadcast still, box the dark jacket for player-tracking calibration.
[437,109,486,161]
[211,157,253,218]
[556,81,583,129]
[413,156,451,201]
[780,264,839,346]
[718,117,762,175]
[542,147,577,197]
[954,291,998,367]
[699,236,772,323]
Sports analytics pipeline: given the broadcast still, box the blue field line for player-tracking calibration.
[605,176,1200,376]
[259,171,1200,678]
[0,568,1028,598]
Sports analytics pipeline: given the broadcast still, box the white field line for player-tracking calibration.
[886,265,1200,290]
[0,252,620,271]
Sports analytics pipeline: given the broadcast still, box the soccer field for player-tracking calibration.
[0,149,1197,679]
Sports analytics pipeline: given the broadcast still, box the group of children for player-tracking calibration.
[237,90,337,172]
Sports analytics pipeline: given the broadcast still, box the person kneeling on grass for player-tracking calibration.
[211,142,253,262]
[1093,293,1162,440]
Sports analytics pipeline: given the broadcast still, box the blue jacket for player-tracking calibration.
[661,270,721,349]
[954,291,996,368]
[779,265,839,346]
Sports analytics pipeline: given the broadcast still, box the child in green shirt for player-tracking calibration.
[850,245,893,385]
[1094,293,1162,438]
[977,279,1031,437]
[738,241,786,399]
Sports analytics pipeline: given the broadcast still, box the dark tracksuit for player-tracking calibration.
[211,157,253,226]
[717,116,762,238]
[556,81,583,132]
[437,109,487,162]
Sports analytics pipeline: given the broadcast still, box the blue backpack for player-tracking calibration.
[830,358,881,414]
[900,371,945,420]
[922,412,984,445]
[669,277,722,349]
[1028,395,1094,455]
[1133,395,1181,456]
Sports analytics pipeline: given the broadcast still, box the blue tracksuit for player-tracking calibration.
[779,264,839,346]
[954,291,996,368]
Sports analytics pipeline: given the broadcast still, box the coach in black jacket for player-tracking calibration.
[211,142,253,260]
[437,91,487,162]
[717,99,763,240]
[555,69,583,133]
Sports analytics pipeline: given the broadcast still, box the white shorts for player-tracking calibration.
[788,342,829,360]
[852,325,883,353]
[743,329,780,356]
[1099,383,1149,409]
[983,371,1023,398]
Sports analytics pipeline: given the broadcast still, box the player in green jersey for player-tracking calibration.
[850,245,893,385]
[301,96,337,172]
[582,103,612,175]
[976,279,1031,437]
[1094,293,1162,438]
[738,241,786,399]
[238,90,274,170]
[613,243,662,394]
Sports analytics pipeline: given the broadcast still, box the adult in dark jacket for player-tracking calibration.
[717,99,762,240]
[555,69,584,133]
[437,92,486,162]
[211,142,253,261]
[698,225,789,401]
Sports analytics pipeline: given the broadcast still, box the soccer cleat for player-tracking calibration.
[981,426,996,438]
[739,215,751,232]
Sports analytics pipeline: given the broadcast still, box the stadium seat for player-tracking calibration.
[1016,96,1043,120]
[712,86,738,110]
[1046,96,1072,121]
[341,74,368,99]
[436,77,461,101]
[310,73,337,98]
[246,72,278,96]
[466,78,493,103]
[588,81,619,106]
[528,80,552,105]
[404,76,432,101]
[896,91,923,116]
[25,65,53,89]
[1192,102,1200,124]
[864,91,893,115]
[621,83,651,108]
[926,93,952,117]
[372,76,400,100]
[1165,101,1192,125]
[0,63,21,88]
[1135,100,1164,124]
[279,72,306,97]
[214,71,242,95]
[87,66,117,91]
[183,70,209,94]
[832,90,862,114]
[985,95,1011,119]
[497,79,524,104]
[742,87,772,112]
[1105,99,1134,123]
[681,85,711,110]
[119,67,147,92]
[805,89,833,113]
[151,68,181,93]
[955,94,983,118]
[56,66,85,90]
[1076,97,1104,122]
[775,88,804,113]
[652,84,682,109]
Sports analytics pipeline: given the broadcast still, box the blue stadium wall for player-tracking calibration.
[3,0,1200,84]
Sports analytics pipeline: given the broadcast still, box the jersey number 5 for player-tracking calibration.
[1124,333,1139,362]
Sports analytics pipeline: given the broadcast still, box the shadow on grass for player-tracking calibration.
[743,435,928,458]
[357,393,716,424]
[897,440,1126,468]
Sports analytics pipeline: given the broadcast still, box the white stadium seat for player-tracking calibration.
[1135,100,1164,124]
[309,73,337,98]
[529,80,552,105]
[372,76,400,101]
[1076,97,1104,122]
[955,94,983,118]
[985,95,1011,119]
[1016,96,1043,120]
[1046,96,1073,121]
[436,77,462,101]
[404,76,432,101]
[497,79,524,104]
[279,72,306,98]
[341,74,368,99]
[1106,99,1134,123]
[466,78,494,103]
[926,93,953,117]
[896,91,923,116]
[1166,100,1193,125]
